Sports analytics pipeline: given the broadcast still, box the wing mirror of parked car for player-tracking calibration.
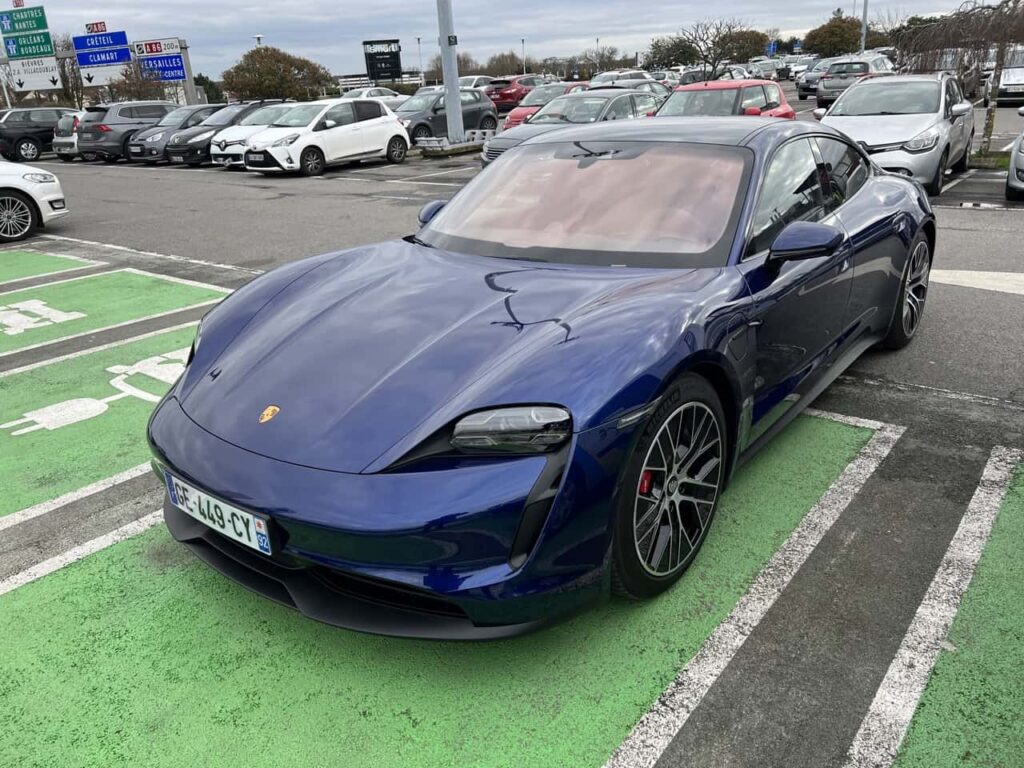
[768,221,845,265]
[812,108,827,121]
[316,119,336,131]
[950,102,972,120]
[418,200,447,226]
[743,106,763,116]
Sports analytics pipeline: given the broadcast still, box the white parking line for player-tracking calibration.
[388,179,465,187]
[1002,141,1015,151]
[942,169,976,192]
[605,412,905,768]
[401,166,476,181]
[40,235,264,276]
[843,445,1023,768]
[0,249,107,288]
[0,510,162,597]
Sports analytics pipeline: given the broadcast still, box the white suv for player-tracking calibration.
[244,99,409,176]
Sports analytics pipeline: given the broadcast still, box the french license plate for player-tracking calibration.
[164,471,272,555]
[245,152,264,163]
[1008,85,1024,93]
[168,154,184,163]
[129,145,142,154]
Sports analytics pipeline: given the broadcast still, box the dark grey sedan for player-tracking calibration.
[394,89,498,143]
[126,104,226,164]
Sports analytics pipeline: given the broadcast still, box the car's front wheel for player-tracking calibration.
[480,115,498,131]
[879,231,931,350]
[0,190,38,242]
[385,136,407,164]
[299,147,325,176]
[14,138,40,162]
[611,374,727,600]
[411,125,431,144]
[1007,183,1024,202]
[925,149,948,196]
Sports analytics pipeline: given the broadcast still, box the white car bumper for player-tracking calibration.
[28,179,69,226]
[243,145,300,173]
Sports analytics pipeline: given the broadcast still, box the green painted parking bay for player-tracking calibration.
[0,269,226,355]
[0,325,197,518]
[0,417,871,768]
[0,249,103,285]
[894,462,1024,768]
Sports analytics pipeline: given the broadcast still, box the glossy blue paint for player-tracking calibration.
[149,117,934,637]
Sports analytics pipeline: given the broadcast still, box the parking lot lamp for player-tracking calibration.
[859,0,869,53]
[522,38,527,74]
[436,0,466,143]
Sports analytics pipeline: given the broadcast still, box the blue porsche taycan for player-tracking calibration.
[149,117,934,639]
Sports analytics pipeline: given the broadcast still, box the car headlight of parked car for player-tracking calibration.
[903,126,941,153]
[450,406,572,453]
[145,132,165,143]
[22,173,56,184]
[189,130,216,144]
[271,134,301,147]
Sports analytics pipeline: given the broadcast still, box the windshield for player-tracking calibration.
[158,107,192,126]
[811,59,835,72]
[520,85,567,106]
[831,82,940,116]
[200,104,247,126]
[420,142,751,268]
[659,89,739,116]
[591,73,617,83]
[531,96,609,123]
[829,62,869,76]
[272,104,324,127]
[241,104,291,126]
[398,93,436,112]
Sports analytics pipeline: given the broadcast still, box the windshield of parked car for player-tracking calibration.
[272,104,324,127]
[240,104,292,126]
[591,73,618,84]
[530,96,610,123]
[829,62,870,76]
[397,94,436,112]
[811,59,835,72]
[158,107,193,126]
[520,85,567,106]
[658,88,739,116]
[420,141,751,268]
[831,82,941,116]
[200,104,247,126]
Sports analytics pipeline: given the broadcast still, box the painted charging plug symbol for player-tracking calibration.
[1,348,190,437]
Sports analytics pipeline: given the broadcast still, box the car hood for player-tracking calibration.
[179,241,733,474]
[0,160,44,177]
[171,125,221,144]
[133,125,173,142]
[486,122,572,148]
[822,114,939,146]
[246,126,310,149]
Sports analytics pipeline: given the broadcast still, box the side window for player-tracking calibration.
[459,91,476,106]
[120,107,139,119]
[31,110,60,123]
[323,103,356,126]
[633,94,657,115]
[604,96,632,120]
[741,86,768,110]
[816,137,870,207]
[944,81,956,116]
[6,111,29,123]
[353,101,383,121]
[185,109,214,127]
[764,84,782,108]
[748,139,827,255]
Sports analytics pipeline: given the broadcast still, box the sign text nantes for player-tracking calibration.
[0,6,61,91]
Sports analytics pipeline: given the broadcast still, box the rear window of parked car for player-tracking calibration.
[829,62,869,75]
[81,109,109,123]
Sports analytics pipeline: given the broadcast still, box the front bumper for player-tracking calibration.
[166,143,210,164]
[865,144,943,185]
[148,396,630,638]
[30,181,69,225]
[127,142,167,162]
[1008,142,1024,191]
[211,146,246,166]
[243,146,298,173]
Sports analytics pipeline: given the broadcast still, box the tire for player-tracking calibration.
[102,155,119,164]
[57,155,74,162]
[298,147,325,176]
[925,149,948,196]
[816,98,828,109]
[951,134,972,173]
[0,189,38,242]
[81,152,99,162]
[14,138,40,162]
[121,136,136,163]
[611,374,727,600]
[385,135,407,164]
[479,115,498,131]
[187,161,202,168]
[411,125,431,144]
[798,94,807,101]
[1007,184,1024,202]
[879,231,931,350]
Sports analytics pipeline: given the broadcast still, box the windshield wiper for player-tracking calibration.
[405,234,434,248]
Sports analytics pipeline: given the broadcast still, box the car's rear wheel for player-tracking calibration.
[14,138,40,162]
[925,149,948,196]
[480,115,498,131]
[299,147,325,176]
[611,374,727,600]
[411,125,431,144]
[1007,183,1024,202]
[0,190,38,242]
[879,231,931,350]
[81,152,99,162]
[798,94,807,101]
[385,136,407,164]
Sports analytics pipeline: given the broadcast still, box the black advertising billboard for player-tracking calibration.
[363,39,402,81]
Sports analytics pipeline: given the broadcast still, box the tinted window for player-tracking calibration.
[30,110,60,123]
[323,103,356,126]
[816,137,870,206]
[81,109,109,123]
[748,139,827,255]
[459,91,476,105]
[354,101,383,121]
[186,108,218,127]
[135,105,170,118]
[201,104,248,125]
[829,62,869,76]
[741,86,767,110]
[5,111,29,123]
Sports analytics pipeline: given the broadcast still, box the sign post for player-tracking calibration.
[435,0,465,144]
[0,6,61,94]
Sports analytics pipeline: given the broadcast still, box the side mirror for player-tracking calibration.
[768,221,845,264]
[765,101,780,110]
[812,108,827,121]
[950,102,972,119]
[743,106,763,116]
[523,112,532,123]
[418,200,446,226]
[1017,105,1024,117]
[317,119,337,131]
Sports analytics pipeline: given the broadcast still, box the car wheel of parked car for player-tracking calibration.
[299,147,325,177]
[951,134,973,173]
[879,231,930,350]
[1007,183,1024,202]
[799,94,807,101]
[816,98,828,109]
[385,136,407,164]
[480,116,497,131]
[0,189,38,242]
[81,152,99,162]
[411,125,431,144]
[611,373,726,600]
[102,155,119,164]
[14,138,40,162]
[925,149,948,196]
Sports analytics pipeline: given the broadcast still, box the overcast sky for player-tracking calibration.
[42,1,949,77]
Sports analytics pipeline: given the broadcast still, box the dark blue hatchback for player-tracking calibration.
[148,117,935,639]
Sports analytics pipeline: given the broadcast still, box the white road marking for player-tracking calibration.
[1002,141,1015,151]
[0,510,162,597]
[941,169,976,192]
[930,269,1024,296]
[0,463,151,533]
[843,445,1023,768]
[0,249,106,288]
[841,373,1024,413]
[388,178,465,187]
[605,412,905,768]
[401,166,476,181]
[40,234,265,276]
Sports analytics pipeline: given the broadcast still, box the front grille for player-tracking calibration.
[484,146,507,161]
[312,567,468,619]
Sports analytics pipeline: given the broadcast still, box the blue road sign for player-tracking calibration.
[72,31,129,51]
[793,40,803,53]
[139,53,185,81]
[76,47,132,68]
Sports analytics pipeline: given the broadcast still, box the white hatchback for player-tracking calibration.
[243,99,409,176]
[210,103,296,168]
[0,161,68,242]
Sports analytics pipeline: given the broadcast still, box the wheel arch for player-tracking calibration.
[919,217,936,262]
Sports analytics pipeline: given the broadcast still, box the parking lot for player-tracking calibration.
[2,82,1023,768]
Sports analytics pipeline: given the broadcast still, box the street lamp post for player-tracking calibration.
[436,0,465,144]
[859,0,869,53]
[416,36,423,80]
[521,38,526,74]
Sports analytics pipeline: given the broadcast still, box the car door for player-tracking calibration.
[945,78,969,161]
[428,95,450,136]
[317,103,362,160]
[353,100,390,152]
[737,137,854,443]
[29,109,61,148]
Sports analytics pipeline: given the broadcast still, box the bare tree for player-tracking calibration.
[678,18,745,77]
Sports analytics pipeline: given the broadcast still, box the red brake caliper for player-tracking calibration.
[639,469,653,495]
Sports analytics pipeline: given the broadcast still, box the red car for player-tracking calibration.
[502,81,590,130]
[485,75,546,112]
[658,79,796,120]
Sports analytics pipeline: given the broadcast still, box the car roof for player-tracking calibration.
[566,88,646,97]
[675,79,776,91]
[862,73,943,83]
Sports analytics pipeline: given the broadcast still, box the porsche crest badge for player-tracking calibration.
[259,405,280,424]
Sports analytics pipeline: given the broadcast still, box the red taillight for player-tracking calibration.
[71,116,79,133]
[94,124,112,132]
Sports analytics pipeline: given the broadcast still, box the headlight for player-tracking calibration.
[22,173,55,183]
[145,132,165,143]
[271,133,300,147]
[903,127,940,153]
[450,406,571,453]
[189,130,216,144]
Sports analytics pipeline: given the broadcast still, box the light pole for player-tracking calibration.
[859,0,869,53]
[521,38,526,74]
[436,0,465,144]
[416,36,423,80]
[253,34,264,47]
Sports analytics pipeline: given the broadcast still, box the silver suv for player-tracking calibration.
[76,101,176,163]
[816,55,894,107]
[820,73,975,196]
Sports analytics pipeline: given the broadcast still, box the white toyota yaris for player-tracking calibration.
[243,98,409,176]
[0,161,68,242]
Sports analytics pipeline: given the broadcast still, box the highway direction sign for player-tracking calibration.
[133,37,180,57]
[138,53,186,82]
[0,6,48,34]
[76,46,131,68]
[80,65,123,87]
[72,30,128,51]
[3,31,53,59]
[85,21,107,34]
[9,55,62,91]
